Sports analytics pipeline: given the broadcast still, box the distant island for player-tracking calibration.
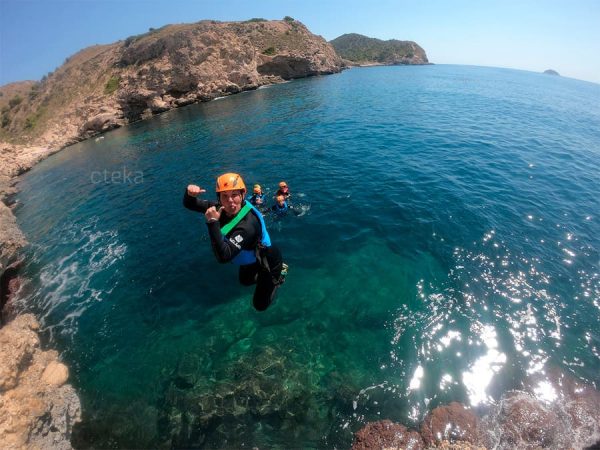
[330,33,429,66]
[544,69,560,76]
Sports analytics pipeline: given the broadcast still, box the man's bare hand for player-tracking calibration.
[187,184,206,197]
[205,206,223,223]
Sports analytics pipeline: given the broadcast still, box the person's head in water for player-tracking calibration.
[253,184,262,195]
[216,173,246,216]
[276,194,286,207]
[278,181,289,195]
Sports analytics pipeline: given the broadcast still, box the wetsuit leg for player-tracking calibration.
[239,263,260,286]
[252,245,283,311]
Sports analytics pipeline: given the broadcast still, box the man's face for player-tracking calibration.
[219,190,243,216]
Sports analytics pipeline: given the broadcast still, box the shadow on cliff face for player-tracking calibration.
[258,56,318,80]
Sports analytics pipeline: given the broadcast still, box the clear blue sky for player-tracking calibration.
[1,0,599,85]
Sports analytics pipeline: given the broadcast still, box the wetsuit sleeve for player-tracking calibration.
[183,190,216,213]
[206,215,260,263]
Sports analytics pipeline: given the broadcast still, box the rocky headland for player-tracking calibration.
[330,33,429,66]
[0,18,342,152]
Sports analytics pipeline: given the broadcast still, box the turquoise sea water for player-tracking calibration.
[13,65,600,448]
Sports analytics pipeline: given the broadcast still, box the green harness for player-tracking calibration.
[220,202,252,235]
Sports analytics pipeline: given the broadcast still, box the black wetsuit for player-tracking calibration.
[183,191,283,311]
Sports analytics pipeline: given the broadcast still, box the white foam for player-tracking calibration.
[19,218,126,340]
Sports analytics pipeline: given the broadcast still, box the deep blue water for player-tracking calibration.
[13,65,600,448]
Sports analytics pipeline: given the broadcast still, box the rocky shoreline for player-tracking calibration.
[352,369,600,449]
[0,141,82,449]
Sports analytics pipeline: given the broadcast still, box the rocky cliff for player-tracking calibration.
[330,33,429,66]
[0,18,342,152]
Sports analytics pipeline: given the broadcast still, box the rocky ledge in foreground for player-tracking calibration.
[352,371,600,450]
[0,314,81,450]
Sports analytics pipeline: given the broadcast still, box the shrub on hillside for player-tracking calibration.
[9,95,23,109]
[104,76,120,95]
[24,115,37,129]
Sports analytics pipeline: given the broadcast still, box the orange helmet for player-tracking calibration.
[279,181,288,188]
[216,173,246,193]
[253,184,262,194]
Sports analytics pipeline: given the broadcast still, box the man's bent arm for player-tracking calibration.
[183,190,216,213]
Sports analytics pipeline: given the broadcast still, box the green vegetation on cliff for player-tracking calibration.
[330,33,428,65]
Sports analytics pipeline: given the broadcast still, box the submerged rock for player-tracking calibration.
[477,370,600,449]
[0,314,81,449]
[420,402,479,446]
[479,391,569,449]
[158,345,322,448]
[352,420,423,449]
[353,370,600,450]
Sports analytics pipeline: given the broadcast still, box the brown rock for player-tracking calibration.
[0,314,39,391]
[420,402,479,446]
[0,314,81,449]
[434,440,486,450]
[0,200,27,278]
[42,361,69,386]
[543,370,600,448]
[479,391,569,449]
[1,259,23,324]
[81,112,121,133]
[352,419,424,450]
